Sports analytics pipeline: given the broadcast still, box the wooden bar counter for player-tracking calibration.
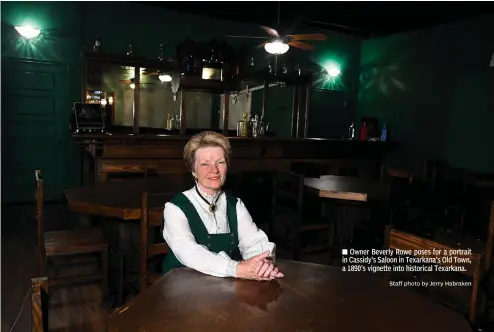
[72,133,398,183]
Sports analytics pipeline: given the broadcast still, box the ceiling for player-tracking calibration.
[141,1,494,38]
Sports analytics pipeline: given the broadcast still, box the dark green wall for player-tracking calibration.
[2,1,84,194]
[358,15,494,174]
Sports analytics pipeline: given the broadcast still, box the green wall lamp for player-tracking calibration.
[326,66,341,77]
[14,25,41,39]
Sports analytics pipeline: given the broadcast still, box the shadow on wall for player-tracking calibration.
[358,15,494,174]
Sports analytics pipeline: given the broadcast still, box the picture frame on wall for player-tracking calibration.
[73,102,105,133]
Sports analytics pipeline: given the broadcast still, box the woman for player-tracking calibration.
[163,131,283,280]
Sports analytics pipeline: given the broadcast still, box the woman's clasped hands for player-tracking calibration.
[236,251,284,281]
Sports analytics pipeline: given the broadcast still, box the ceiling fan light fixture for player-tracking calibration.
[264,40,289,55]
[158,74,172,82]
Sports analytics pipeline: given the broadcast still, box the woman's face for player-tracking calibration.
[193,146,227,195]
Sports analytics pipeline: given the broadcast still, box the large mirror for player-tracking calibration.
[85,59,220,132]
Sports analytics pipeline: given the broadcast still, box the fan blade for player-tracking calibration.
[260,26,280,37]
[143,71,160,76]
[288,33,326,41]
[257,41,268,49]
[119,80,131,84]
[227,35,270,39]
[288,41,315,51]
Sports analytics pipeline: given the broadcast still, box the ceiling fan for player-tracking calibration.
[227,2,326,54]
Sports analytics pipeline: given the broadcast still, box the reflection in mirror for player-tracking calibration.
[86,62,137,128]
[220,91,252,131]
[86,61,217,130]
[250,83,293,137]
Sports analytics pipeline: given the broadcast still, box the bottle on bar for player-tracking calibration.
[348,122,355,140]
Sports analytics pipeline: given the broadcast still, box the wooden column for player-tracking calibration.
[291,84,299,138]
[303,80,312,138]
[132,66,141,134]
[223,93,229,136]
[262,80,269,117]
[180,90,187,135]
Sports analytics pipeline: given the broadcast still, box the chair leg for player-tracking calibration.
[117,251,124,306]
[101,248,109,298]
[38,250,46,276]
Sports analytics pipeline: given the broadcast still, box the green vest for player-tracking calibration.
[162,192,241,274]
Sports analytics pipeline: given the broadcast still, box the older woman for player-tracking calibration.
[162,131,283,280]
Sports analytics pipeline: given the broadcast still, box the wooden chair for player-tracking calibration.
[271,171,332,260]
[384,225,485,324]
[426,163,469,236]
[31,277,48,332]
[380,166,426,232]
[139,191,174,290]
[35,170,109,294]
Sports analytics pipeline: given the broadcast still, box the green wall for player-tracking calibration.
[2,1,84,200]
[358,15,494,174]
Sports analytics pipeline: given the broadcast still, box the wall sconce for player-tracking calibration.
[15,25,41,39]
[326,66,341,77]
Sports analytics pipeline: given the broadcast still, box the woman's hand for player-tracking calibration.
[256,257,284,279]
[236,251,284,280]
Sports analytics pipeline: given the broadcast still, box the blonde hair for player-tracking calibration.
[183,131,232,171]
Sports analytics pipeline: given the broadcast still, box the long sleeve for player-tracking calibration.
[236,199,276,261]
[163,202,238,278]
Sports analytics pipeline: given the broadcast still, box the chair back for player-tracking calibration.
[384,226,484,323]
[139,191,175,290]
[272,171,304,217]
[34,170,44,255]
[271,171,305,238]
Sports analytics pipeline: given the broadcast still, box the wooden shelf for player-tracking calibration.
[82,50,175,71]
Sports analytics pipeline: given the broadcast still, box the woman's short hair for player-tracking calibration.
[183,131,232,171]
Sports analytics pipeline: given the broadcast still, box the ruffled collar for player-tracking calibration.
[195,185,222,203]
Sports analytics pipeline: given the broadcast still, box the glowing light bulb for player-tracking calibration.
[264,41,289,55]
[158,74,172,82]
[326,67,341,77]
[15,25,41,39]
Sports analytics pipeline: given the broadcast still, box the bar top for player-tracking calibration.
[71,133,394,144]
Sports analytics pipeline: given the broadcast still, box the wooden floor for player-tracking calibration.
[1,203,334,332]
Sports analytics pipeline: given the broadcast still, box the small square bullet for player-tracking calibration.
[342,249,348,255]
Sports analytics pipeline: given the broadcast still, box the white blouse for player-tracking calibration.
[163,187,276,278]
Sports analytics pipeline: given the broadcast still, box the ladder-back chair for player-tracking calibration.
[271,171,332,260]
[35,170,109,294]
[139,191,175,290]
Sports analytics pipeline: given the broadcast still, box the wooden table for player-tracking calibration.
[65,176,194,220]
[304,175,390,202]
[107,260,472,332]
